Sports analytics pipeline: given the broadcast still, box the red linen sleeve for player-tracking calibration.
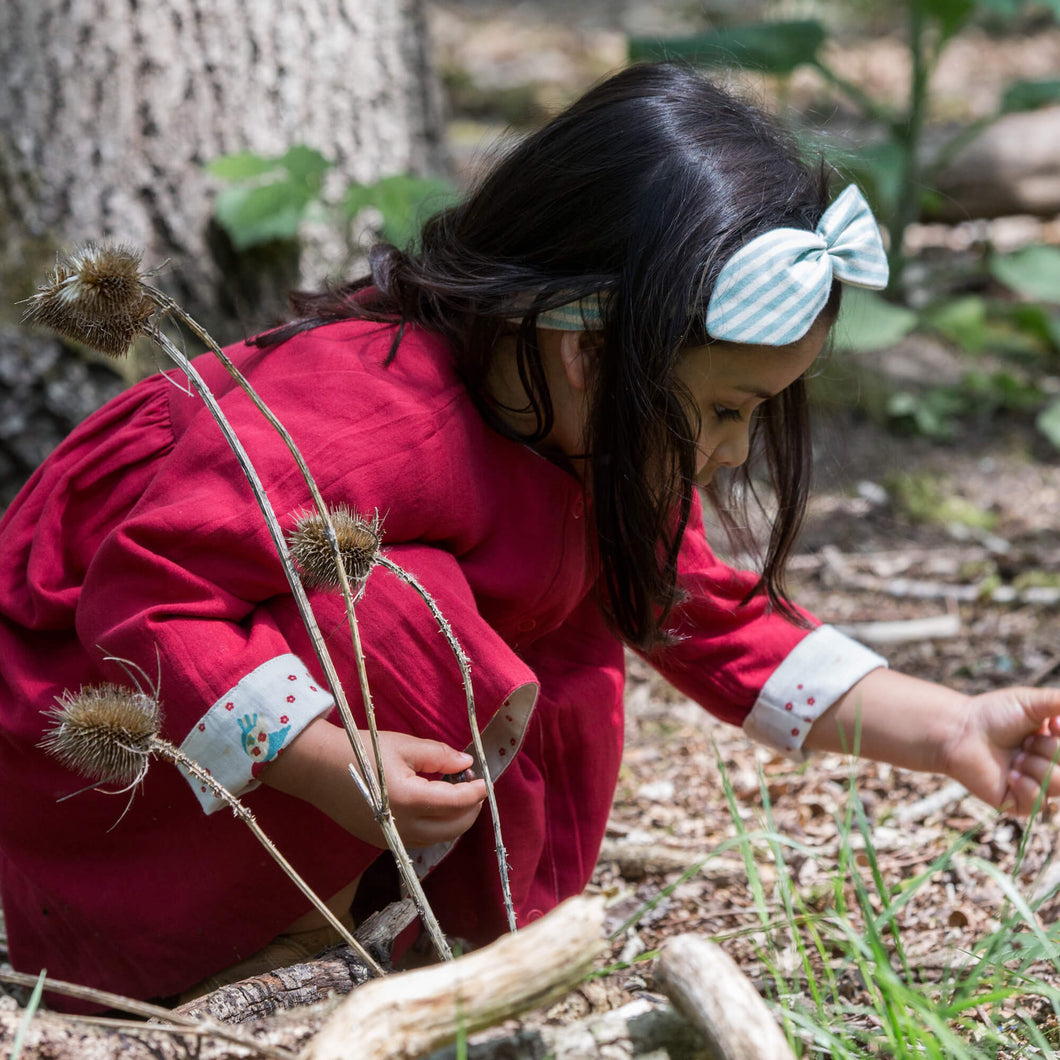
[649,493,885,752]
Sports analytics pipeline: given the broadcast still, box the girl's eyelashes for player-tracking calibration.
[712,404,743,423]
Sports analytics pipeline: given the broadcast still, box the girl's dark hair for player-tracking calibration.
[256,62,836,649]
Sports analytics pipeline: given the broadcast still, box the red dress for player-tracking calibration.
[0,320,881,1007]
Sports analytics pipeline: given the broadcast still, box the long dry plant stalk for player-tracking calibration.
[155,291,515,936]
[21,244,454,959]
[145,316,452,961]
[40,684,384,977]
[289,512,518,934]
[376,555,517,933]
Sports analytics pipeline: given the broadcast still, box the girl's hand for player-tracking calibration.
[941,687,1060,815]
[364,730,488,847]
[261,718,487,848]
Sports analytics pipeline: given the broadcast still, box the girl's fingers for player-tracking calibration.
[1019,735,1060,761]
[1012,748,1060,784]
[401,737,475,775]
[1003,771,1049,816]
[394,794,485,846]
[395,775,487,813]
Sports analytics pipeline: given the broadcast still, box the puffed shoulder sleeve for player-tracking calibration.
[648,493,886,755]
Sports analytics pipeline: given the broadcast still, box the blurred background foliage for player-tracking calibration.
[208,0,1060,453]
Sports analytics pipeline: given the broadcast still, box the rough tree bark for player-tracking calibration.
[0,0,447,338]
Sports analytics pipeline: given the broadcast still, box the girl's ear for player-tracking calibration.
[557,330,602,392]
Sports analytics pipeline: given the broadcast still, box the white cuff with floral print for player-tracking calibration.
[743,625,887,757]
[177,654,334,813]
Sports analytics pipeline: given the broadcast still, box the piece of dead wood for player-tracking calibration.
[820,547,1060,608]
[835,612,962,645]
[891,779,970,824]
[654,935,796,1060]
[424,996,711,1060]
[173,898,418,1025]
[301,894,607,1060]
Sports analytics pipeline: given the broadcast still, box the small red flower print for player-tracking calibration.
[280,715,289,724]
[258,732,267,742]
[785,703,793,711]
[791,728,800,737]
[499,748,506,757]
[225,702,234,711]
[201,785,207,793]
[286,695,295,703]
[198,723,205,731]
[510,738,516,746]
[797,685,803,691]
[288,674,297,681]
[505,715,513,723]
[807,697,815,706]
[309,686,318,692]
[251,747,261,757]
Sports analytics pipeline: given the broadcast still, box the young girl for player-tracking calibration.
[3,62,1060,1010]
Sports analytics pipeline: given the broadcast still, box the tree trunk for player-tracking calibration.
[0,0,446,340]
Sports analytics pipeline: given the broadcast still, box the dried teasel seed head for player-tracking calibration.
[41,684,161,785]
[288,506,382,589]
[21,243,156,357]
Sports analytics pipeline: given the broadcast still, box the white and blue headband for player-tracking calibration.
[532,184,889,346]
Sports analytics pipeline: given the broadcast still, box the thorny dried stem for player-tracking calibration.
[41,685,383,976]
[377,555,518,933]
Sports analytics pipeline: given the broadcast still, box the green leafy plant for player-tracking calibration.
[630,1,1060,294]
[206,146,459,254]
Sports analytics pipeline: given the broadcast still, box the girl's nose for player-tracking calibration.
[712,423,750,469]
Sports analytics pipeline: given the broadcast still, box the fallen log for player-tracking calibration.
[301,894,607,1060]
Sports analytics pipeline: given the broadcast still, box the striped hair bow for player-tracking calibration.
[705,184,889,345]
[532,184,887,346]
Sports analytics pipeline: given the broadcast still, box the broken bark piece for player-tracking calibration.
[172,898,418,1024]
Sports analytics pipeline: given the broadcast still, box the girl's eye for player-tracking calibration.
[712,405,743,423]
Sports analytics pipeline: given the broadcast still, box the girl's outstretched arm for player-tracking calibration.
[261,717,487,848]
[803,669,1060,815]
